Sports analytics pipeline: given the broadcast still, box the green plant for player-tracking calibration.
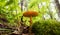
[32,19,60,35]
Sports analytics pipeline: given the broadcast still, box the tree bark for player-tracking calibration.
[55,0,60,17]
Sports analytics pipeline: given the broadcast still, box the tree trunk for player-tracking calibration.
[55,0,60,17]
[20,0,24,22]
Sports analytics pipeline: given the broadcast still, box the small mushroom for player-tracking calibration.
[23,11,38,35]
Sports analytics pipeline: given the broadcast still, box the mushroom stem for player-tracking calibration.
[29,16,32,35]
[30,16,32,25]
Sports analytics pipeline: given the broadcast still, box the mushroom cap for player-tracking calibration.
[23,11,38,17]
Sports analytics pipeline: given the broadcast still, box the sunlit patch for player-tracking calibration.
[5,0,9,2]
[54,14,59,19]
[38,3,42,8]
[50,0,54,2]
[5,6,9,9]
[42,2,46,6]
[58,0,60,4]
[43,14,50,19]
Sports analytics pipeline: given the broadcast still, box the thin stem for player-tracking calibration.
[29,16,32,35]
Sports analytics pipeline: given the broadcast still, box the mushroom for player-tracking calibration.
[23,11,38,35]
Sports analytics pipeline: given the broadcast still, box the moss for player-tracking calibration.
[32,19,60,35]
